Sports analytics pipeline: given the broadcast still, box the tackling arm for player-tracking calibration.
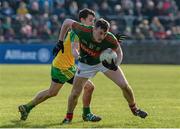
[58,19,76,41]
[53,19,76,56]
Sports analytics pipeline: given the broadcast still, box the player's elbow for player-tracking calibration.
[118,48,123,57]
[63,19,75,28]
[116,51,123,65]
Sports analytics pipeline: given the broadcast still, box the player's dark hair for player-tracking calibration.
[95,18,110,31]
[78,8,95,21]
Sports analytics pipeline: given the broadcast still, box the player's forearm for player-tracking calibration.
[116,44,123,66]
[58,19,75,41]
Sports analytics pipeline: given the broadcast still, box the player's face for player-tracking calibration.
[93,27,108,43]
[81,15,95,26]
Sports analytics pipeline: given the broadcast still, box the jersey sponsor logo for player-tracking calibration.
[81,39,97,50]
[80,43,100,57]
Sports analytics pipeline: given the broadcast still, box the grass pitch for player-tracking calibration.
[0,64,180,128]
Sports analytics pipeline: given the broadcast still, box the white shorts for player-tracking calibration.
[75,62,109,78]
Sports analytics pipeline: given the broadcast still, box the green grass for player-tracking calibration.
[0,64,180,128]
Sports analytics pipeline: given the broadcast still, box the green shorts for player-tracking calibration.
[51,65,77,84]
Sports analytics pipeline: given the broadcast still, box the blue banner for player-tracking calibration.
[0,43,54,64]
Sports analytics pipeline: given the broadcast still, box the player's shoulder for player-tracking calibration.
[104,32,118,45]
[72,22,92,32]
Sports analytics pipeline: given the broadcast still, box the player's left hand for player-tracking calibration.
[53,40,64,56]
[115,34,126,42]
[102,59,118,71]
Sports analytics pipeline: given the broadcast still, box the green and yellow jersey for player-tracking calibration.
[52,31,78,69]
[71,22,119,65]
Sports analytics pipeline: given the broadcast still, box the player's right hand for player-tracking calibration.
[53,40,64,56]
[102,59,118,71]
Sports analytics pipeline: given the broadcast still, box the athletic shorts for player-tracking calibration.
[51,65,76,84]
[76,62,108,78]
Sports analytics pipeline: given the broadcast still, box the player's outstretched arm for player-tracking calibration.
[53,19,77,56]
[58,19,76,41]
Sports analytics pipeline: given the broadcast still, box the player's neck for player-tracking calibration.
[92,32,101,44]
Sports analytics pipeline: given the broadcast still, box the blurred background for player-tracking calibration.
[0,0,180,64]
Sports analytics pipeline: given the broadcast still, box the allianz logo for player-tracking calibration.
[5,48,50,62]
[5,49,36,60]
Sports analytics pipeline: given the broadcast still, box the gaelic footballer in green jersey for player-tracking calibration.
[71,22,118,65]
[59,18,148,124]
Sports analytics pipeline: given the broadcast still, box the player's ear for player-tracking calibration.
[80,18,85,23]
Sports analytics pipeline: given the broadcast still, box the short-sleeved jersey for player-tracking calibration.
[72,22,119,65]
[52,31,75,69]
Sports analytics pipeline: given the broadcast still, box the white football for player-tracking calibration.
[100,48,117,64]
